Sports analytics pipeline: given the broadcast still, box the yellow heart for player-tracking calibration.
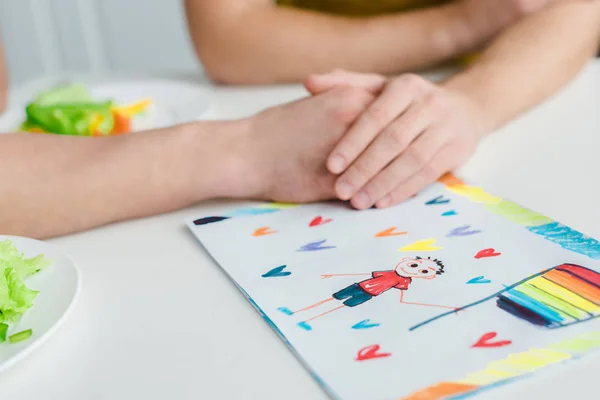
[398,238,443,252]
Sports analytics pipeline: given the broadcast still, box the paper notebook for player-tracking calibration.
[187,174,600,400]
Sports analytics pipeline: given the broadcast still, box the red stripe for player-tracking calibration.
[556,264,600,288]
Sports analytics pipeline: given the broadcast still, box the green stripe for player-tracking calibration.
[514,283,588,320]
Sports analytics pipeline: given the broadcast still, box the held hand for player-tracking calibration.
[237,86,374,203]
[305,70,487,210]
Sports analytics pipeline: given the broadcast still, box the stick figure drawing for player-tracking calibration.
[277,256,457,331]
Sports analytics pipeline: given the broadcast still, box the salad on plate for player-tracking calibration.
[0,240,52,344]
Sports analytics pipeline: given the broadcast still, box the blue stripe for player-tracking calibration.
[501,290,564,323]
[527,222,600,259]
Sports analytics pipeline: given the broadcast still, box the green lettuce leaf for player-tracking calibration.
[0,240,52,324]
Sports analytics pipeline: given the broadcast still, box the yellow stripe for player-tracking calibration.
[514,283,587,319]
[529,277,600,313]
[485,200,552,227]
[459,348,571,386]
[550,332,600,354]
[261,202,298,209]
[444,185,502,205]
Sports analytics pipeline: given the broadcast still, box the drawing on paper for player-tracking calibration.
[188,174,600,400]
[411,263,600,331]
[277,256,455,331]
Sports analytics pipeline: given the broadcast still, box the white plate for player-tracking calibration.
[0,76,215,133]
[0,235,81,373]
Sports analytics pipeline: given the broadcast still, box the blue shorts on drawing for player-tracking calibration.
[333,283,373,307]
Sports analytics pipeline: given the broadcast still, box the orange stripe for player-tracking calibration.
[402,382,477,400]
[438,173,464,186]
[544,270,600,305]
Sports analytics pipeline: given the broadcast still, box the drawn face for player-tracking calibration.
[395,257,441,280]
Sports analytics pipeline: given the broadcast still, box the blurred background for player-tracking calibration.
[0,0,202,86]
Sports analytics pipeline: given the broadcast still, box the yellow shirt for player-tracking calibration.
[276,0,447,16]
[276,0,478,64]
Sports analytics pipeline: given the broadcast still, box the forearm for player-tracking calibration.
[0,121,247,238]
[186,1,483,84]
[444,1,600,133]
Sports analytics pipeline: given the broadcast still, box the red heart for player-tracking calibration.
[309,216,332,227]
[475,248,501,259]
[471,332,512,348]
[355,344,391,361]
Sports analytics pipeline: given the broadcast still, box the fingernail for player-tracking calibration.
[353,192,371,209]
[328,155,346,174]
[376,195,392,208]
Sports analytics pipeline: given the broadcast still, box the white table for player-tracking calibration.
[1,61,600,400]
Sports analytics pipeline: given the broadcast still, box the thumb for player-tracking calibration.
[304,69,387,95]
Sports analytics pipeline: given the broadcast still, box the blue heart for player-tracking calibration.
[447,225,482,237]
[297,239,337,252]
[352,319,380,330]
[467,276,491,284]
[441,210,457,216]
[425,195,450,205]
[261,265,291,278]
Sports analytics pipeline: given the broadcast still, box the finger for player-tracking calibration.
[350,126,450,209]
[304,69,387,95]
[335,99,432,205]
[327,78,423,179]
[374,146,455,208]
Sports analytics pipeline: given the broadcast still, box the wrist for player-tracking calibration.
[181,117,257,201]
[442,75,495,138]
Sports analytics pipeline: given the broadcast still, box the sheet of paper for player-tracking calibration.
[187,175,600,400]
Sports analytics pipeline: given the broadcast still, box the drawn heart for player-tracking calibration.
[375,227,407,238]
[297,239,336,252]
[441,210,457,217]
[425,195,450,205]
[471,332,512,348]
[253,226,278,236]
[193,216,230,226]
[466,276,491,284]
[261,265,291,278]
[355,344,391,361]
[352,319,380,330]
[447,225,482,237]
[475,248,502,259]
[309,216,333,227]
[399,238,443,252]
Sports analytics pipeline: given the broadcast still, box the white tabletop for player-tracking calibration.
[1,61,600,400]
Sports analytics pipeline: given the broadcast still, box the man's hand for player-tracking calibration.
[305,70,485,210]
[237,86,374,203]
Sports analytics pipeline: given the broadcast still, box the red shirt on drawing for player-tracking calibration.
[358,271,412,296]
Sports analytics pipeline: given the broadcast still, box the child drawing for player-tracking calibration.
[278,256,456,331]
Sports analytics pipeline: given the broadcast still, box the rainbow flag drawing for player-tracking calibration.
[498,264,600,328]
[411,264,600,331]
